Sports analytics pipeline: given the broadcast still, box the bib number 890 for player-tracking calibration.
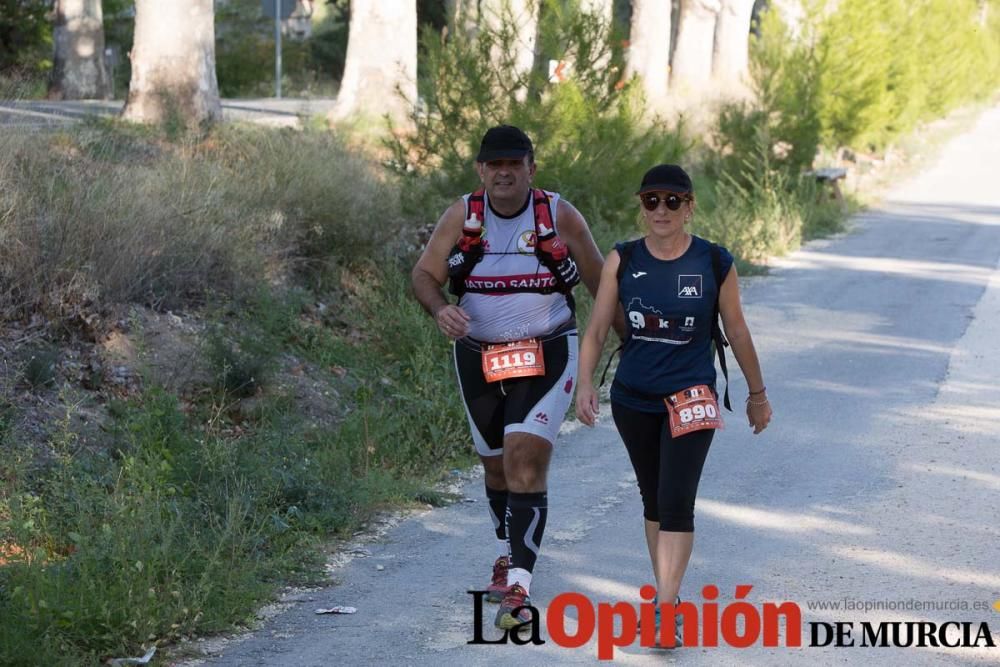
[678,403,718,424]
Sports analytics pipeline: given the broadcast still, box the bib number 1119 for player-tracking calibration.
[481,339,545,383]
[489,351,536,371]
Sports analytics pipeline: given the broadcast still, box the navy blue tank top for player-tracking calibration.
[611,235,734,413]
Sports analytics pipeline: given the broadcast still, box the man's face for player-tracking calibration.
[476,156,535,201]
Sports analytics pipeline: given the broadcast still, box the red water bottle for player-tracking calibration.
[458,214,483,252]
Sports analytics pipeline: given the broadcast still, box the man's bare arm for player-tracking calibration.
[411,199,473,339]
[555,199,602,296]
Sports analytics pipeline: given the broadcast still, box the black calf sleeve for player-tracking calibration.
[506,491,548,573]
[485,484,508,541]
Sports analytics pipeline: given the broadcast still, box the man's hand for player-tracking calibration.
[435,304,471,340]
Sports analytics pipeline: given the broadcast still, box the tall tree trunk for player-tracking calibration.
[122,0,221,126]
[581,0,614,22]
[626,0,672,110]
[480,0,539,84]
[447,0,480,38]
[329,0,417,124]
[671,0,721,94]
[713,0,755,89]
[48,0,110,100]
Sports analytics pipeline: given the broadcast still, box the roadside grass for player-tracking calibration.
[0,267,469,664]
[0,119,468,663]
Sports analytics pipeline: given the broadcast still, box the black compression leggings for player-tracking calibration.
[611,402,714,532]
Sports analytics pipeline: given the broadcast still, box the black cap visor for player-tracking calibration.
[477,148,530,162]
[635,183,692,195]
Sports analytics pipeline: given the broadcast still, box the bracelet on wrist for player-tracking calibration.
[749,386,766,395]
[746,397,770,407]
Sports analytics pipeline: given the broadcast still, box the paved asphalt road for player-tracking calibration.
[181,107,1000,666]
[0,98,337,128]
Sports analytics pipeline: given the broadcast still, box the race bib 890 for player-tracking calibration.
[664,384,723,438]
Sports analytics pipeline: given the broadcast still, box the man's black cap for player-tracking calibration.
[476,125,533,162]
[635,164,693,195]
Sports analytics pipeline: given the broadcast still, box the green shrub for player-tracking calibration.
[386,1,685,239]
[0,1,51,74]
[815,0,895,149]
[749,7,822,174]
[19,346,59,391]
[756,0,1000,155]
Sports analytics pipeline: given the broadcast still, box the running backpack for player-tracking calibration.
[599,239,732,411]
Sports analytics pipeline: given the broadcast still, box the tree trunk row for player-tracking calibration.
[49,0,761,127]
[631,0,757,110]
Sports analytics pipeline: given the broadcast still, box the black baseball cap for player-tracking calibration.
[635,164,693,195]
[476,125,534,162]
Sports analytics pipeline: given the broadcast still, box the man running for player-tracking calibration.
[411,125,604,629]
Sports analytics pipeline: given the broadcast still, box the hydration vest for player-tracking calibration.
[449,187,573,299]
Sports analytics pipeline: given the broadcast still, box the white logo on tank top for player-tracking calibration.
[678,275,703,298]
[517,230,537,254]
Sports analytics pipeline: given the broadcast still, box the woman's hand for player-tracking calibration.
[575,382,600,427]
[746,393,772,434]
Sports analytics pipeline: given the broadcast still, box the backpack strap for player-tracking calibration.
[598,240,639,387]
[467,187,486,222]
[709,242,732,411]
[532,189,576,311]
[448,189,487,298]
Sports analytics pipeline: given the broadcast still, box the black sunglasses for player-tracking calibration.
[640,193,689,211]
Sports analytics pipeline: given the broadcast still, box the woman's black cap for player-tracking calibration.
[476,125,534,162]
[636,164,693,194]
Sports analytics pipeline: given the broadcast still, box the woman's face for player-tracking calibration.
[639,191,693,236]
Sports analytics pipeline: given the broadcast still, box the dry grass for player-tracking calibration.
[0,121,402,325]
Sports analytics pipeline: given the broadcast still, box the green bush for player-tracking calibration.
[697,119,805,263]
[756,0,1000,154]
[815,0,895,149]
[0,0,50,74]
[750,7,822,174]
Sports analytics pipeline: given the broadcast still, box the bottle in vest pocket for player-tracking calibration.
[535,218,580,290]
[458,214,483,251]
[447,213,485,290]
